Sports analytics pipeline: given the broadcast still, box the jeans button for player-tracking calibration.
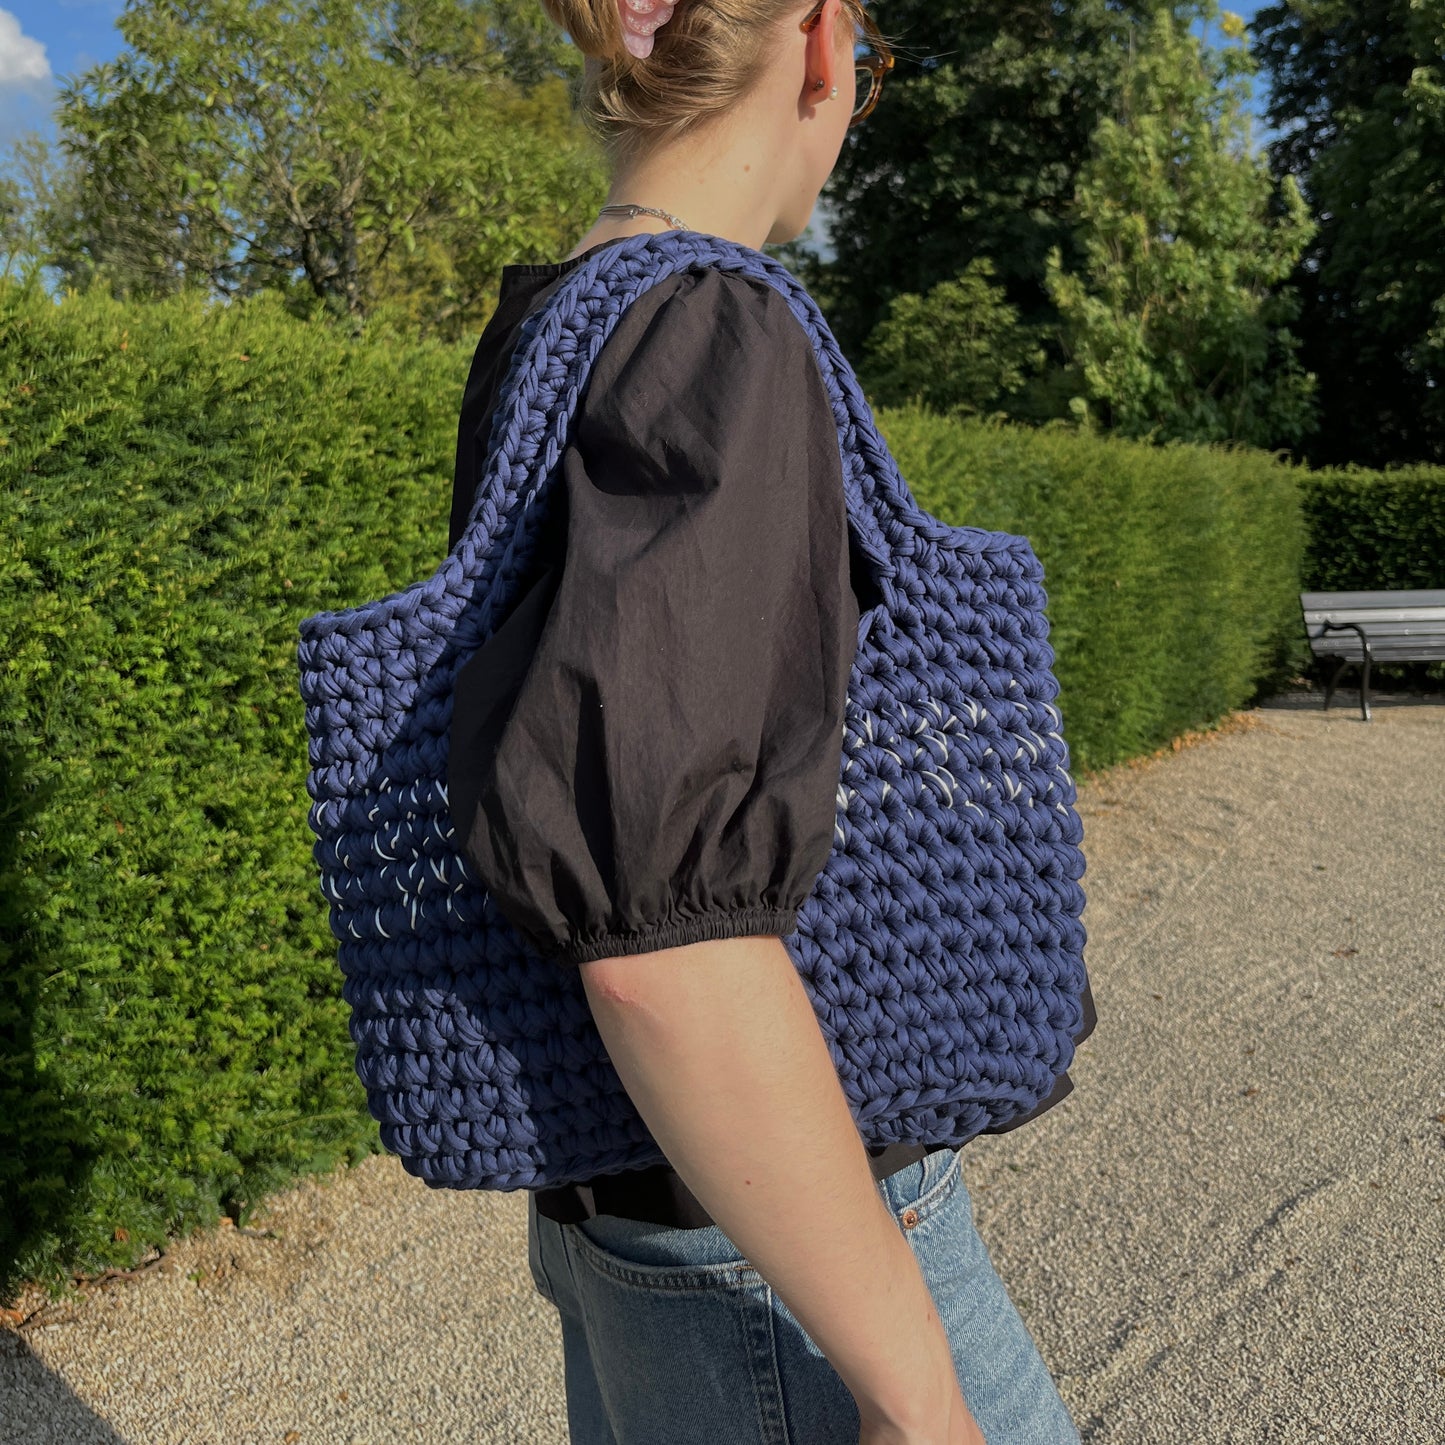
[900,1207,919,1230]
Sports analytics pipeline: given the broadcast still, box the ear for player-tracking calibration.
[802,0,845,103]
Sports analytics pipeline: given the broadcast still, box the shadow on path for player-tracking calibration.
[0,1330,128,1445]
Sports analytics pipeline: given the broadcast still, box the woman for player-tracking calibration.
[444,0,1089,1440]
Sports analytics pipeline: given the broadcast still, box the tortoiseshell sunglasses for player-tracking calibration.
[799,0,894,126]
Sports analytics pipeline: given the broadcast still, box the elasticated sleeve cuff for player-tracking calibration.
[558,905,801,966]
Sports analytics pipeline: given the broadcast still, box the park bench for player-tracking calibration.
[1299,589,1445,722]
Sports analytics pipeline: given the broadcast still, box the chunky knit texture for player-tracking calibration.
[295,231,1090,1192]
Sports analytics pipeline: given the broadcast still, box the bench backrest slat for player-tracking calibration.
[1301,610,1445,629]
[1299,589,1445,611]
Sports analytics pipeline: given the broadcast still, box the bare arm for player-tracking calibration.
[580,933,979,1439]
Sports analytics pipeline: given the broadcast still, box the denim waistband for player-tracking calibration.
[535,1138,942,1231]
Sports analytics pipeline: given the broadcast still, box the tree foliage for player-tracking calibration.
[47,0,607,337]
[808,0,1150,356]
[1252,0,1421,178]
[0,136,82,285]
[857,259,1047,419]
[1254,0,1445,465]
[1045,3,1316,446]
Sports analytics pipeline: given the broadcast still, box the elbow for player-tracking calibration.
[579,952,655,1011]
[579,941,710,1023]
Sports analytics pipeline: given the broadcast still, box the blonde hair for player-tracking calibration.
[541,0,865,170]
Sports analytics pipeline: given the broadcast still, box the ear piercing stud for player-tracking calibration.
[812,80,839,96]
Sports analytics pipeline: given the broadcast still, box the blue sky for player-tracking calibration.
[1,0,123,143]
[0,0,1273,150]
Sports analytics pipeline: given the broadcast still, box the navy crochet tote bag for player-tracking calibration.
[296,230,1090,1192]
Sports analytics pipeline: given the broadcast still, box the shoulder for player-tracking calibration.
[588,265,817,398]
[664,264,807,331]
[635,263,806,331]
[573,264,835,498]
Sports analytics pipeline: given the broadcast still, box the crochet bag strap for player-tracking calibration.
[446,230,922,659]
[300,228,1004,691]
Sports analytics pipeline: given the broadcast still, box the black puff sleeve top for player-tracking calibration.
[445,245,861,968]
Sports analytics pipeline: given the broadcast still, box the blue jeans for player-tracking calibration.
[526,1146,1080,1444]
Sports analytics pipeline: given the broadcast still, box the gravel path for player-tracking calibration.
[4,688,1442,1444]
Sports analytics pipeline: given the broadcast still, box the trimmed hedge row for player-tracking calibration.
[1298,466,1445,592]
[0,284,1427,1301]
[875,409,1310,766]
[1,283,472,1300]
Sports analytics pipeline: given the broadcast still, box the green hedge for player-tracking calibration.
[873,409,1309,768]
[1,282,472,1301]
[0,282,1413,1303]
[1298,465,1445,592]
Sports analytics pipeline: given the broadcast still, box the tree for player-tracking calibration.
[806,0,1151,357]
[0,172,23,283]
[1045,3,1316,447]
[857,259,1046,418]
[1251,0,1419,179]
[0,136,84,285]
[1254,0,1445,465]
[50,0,607,337]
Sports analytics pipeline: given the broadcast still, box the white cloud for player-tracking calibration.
[0,10,54,147]
[0,9,51,90]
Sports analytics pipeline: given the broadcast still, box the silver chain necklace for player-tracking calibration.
[597,202,691,231]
